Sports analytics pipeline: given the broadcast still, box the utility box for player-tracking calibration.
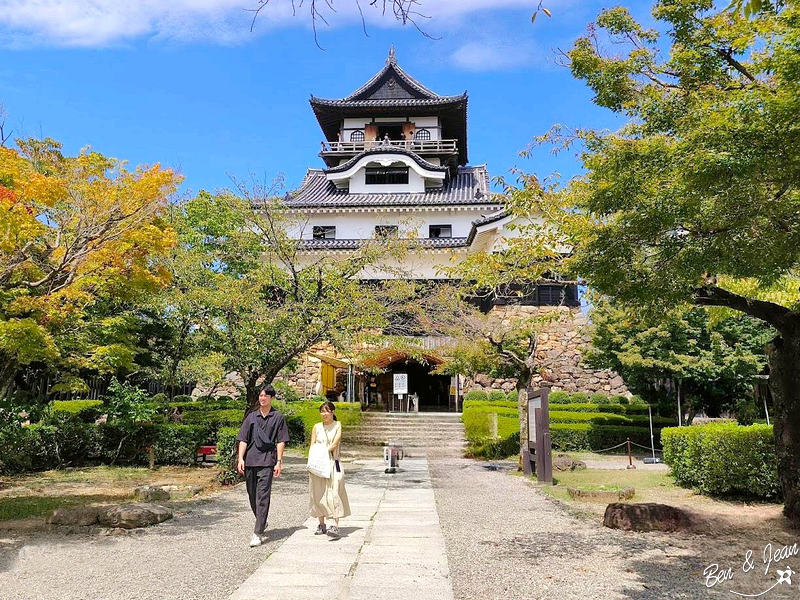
[523,386,553,484]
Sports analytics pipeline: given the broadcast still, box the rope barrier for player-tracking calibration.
[590,441,629,454]
[629,440,663,452]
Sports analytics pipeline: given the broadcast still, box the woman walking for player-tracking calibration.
[308,401,351,538]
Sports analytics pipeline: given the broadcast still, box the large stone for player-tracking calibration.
[99,503,173,529]
[552,453,587,472]
[568,487,635,501]
[134,486,171,502]
[603,503,694,533]
[46,506,102,526]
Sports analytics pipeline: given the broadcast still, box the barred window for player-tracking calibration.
[350,130,365,142]
[365,167,409,185]
[414,128,431,140]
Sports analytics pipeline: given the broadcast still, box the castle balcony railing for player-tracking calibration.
[380,335,457,351]
[320,139,458,156]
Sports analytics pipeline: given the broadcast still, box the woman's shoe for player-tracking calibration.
[315,523,327,535]
[326,526,340,539]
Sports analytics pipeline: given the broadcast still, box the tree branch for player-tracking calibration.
[694,284,791,329]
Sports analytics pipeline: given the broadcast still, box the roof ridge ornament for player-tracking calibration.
[387,44,396,65]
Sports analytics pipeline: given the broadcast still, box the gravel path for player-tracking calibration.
[0,457,314,600]
[429,457,738,600]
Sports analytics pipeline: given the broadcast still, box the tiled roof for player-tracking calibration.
[298,237,470,251]
[324,147,448,175]
[283,165,495,209]
[472,208,510,227]
[309,96,467,108]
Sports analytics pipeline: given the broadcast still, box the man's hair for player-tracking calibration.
[259,384,276,398]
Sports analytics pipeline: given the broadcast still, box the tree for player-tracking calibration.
[0,139,180,403]
[586,299,773,424]
[535,2,800,519]
[166,189,410,408]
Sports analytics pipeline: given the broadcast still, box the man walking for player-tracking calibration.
[237,384,291,547]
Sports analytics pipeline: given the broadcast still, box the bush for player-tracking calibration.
[172,395,192,403]
[463,399,517,410]
[106,379,156,424]
[662,423,779,499]
[735,400,762,426]
[216,395,233,403]
[569,392,589,404]
[154,425,208,465]
[590,392,610,405]
[550,423,659,452]
[274,381,300,404]
[216,427,240,485]
[464,389,489,403]
[548,390,571,404]
[549,403,649,415]
[50,400,103,423]
[182,409,244,435]
[150,393,169,406]
[612,394,629,405]
[506,389,519,403]
[279,401,362,445]
[629,395,646,405]
[488,390,507,403]
[549,410,673,427]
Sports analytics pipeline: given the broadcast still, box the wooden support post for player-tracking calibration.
[490,412,498,439]
[626,438,636,470]
[148,446,155,470]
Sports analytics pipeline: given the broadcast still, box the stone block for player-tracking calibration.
[603,502,695,532]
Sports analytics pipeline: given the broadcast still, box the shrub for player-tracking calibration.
[106,379,156,424]
[549,403,650,415]
[612,394,629,405]
[549,410,673,427]
[569,392,589,404]
[506,389,519,403]
[274,381,301,403]
[216,395,233,403]
[216,427,240,485]
[550,423,658,452]
[548,390,571,404]
[464,389,489,403]
[50,400,103,423]
[735,400,762,426]
[150,393,169,406]
[280,401,362,445]
[629,395,646,405]
[662,423,779,499]
[590,392,610,405]
[488,390,507,403]
[154,425,209,465]
[172,395,192,403]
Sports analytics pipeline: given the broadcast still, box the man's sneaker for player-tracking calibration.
[259,533,269,544]
[326,526,340,539]
[249,533,263,547]
[315,523,327,535]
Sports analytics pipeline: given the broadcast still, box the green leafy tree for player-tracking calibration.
[535,2,800,519]
[586,300,773,424]
[164,190,409,409]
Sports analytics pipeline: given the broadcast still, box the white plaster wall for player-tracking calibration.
[286,206,503,240]
[349,165,426,194]
[296,248,469,280]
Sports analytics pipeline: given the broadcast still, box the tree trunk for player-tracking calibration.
[244,373,260,415]
[517,366,534,468]
[767,314,800,523]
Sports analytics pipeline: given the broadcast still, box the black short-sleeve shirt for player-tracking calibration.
[237,409,291,467]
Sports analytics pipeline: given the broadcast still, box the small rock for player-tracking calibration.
[46,506,102,526]
[603,502,695,533]
[552,453,587,471]
[99,503,173,529]
[134,486,171,502]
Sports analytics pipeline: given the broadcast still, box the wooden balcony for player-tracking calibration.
[320,139,458,156]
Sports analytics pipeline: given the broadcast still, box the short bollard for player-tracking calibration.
[383,443,404,474]
[626,438,637,470]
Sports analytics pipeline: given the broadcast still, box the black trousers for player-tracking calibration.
[245,466,275,534]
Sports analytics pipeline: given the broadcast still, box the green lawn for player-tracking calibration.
[540,467,679,504]
[0,494,130,521]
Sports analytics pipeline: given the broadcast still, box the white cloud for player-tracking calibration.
[451,40,537,71]
[0,0,541,47]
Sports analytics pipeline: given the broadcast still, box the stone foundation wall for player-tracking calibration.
[465,305,628,396]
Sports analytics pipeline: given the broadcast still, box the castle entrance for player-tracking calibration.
[360,350,453,412]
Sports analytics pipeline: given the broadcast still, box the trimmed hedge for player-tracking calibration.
[464,390,489,403]
[549,410,673,427]
[51,400,104,423]
[550,403,650,415]
[550,423,659,451]
[662,423,779,499]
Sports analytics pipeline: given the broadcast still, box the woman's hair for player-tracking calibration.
[319,400,338,421]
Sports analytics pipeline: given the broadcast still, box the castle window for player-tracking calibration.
[414,128,431,141]
[429,225,452,239]
[350,130,365,142]
[375,225,399,239]
[313,226,336,240]
[365,167,408,185]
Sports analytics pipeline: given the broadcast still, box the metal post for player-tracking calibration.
[647,404,657,463]
[764,396,770,426]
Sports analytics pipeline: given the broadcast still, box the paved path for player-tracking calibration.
[229,457,453,600]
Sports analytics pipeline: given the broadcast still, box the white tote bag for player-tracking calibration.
[306,426,331,479]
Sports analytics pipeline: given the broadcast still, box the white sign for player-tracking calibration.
[393,373,408,395]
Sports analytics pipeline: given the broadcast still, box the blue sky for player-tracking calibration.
[0,1,656,196]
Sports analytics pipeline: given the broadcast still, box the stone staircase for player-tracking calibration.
[347,412,467,456]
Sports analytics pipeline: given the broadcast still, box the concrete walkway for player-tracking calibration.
[229,457,453,600]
